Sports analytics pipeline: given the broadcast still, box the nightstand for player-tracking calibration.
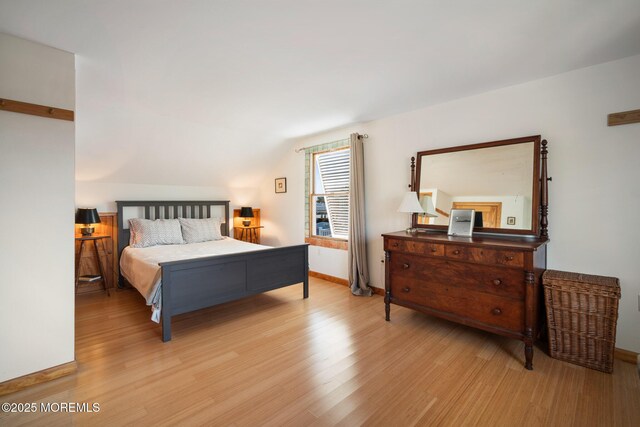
[75,235,111,296]
[238,226,264,244]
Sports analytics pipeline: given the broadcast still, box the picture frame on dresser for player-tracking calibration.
[384,135,550,370]
[447,209,475,237]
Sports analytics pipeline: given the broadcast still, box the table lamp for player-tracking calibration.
[239,207,254,226]
[420,195,438,223]
[76,208,101,236]
[397,192,424,233]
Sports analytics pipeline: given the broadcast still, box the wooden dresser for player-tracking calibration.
[383,231,547,369]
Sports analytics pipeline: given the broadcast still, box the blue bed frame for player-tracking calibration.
[116,200,309,341]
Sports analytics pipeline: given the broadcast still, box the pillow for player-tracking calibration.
[128,218,184,248]
[178,217,224,243]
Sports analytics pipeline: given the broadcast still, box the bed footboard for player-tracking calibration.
[159,244,309,341]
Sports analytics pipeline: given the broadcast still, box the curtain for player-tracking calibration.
[348,133,372,296]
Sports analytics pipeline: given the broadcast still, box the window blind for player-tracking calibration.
[316,149,350,238]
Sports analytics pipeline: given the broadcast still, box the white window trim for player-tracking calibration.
[310,147,350,241]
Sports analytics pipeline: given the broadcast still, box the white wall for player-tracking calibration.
[76,181,262,238]
[76,181,261,214]
[259,131,358,278]
[258,142,307,247]
[0,33,75,382]
[261,54,640,352]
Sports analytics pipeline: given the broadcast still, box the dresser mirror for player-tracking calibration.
[414,135,545,236]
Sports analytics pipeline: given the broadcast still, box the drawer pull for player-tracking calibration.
[431,247,437,252]
[392,242,399,247]
[402,263,410,269]
[493,279,502,286]
[492,308,502,315]
[504,255,514,262]
[453,249,460,255]
[402,287,410,293]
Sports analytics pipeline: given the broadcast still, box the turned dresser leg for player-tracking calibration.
[384,290,391,321]
[524,342,534,370]
[384,251,391,321]
[524,271,535,370]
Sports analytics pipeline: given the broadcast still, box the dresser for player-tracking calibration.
[383,231,548,370]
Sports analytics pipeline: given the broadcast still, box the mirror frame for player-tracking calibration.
[413,135,543,236]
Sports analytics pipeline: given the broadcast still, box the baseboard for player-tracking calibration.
[370,287,385,296]
[309,270,384,296]
[614,347,639,364]
[309,270,349,286]
[0,361,77,397]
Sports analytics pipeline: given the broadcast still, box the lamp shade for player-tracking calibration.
[397,192,425,214]
[75,208,101,225]
[420,195,438,218]
[239,207,254,218]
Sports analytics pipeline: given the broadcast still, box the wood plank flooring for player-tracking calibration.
[1,278,639,426]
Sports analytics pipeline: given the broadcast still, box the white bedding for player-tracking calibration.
[120,237,271,322]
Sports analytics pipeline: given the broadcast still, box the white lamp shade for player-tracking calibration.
[420,195,438,218]
[397,191,425,214]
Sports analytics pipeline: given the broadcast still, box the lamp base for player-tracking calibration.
[80,227,95,236]
[242,220,251,226]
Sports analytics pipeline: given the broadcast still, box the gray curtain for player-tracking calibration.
[348,133,372,296]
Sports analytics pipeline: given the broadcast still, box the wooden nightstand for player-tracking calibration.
[237,226,264,244]
[75,235,111,296]
[233,208,262,243]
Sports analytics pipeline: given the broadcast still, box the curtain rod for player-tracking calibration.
[294,134,368,153]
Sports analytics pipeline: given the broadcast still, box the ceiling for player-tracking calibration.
[1,1,640,187]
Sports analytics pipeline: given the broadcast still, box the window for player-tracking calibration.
[310,148,350,240]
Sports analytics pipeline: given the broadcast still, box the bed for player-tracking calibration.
[116,200,309,342]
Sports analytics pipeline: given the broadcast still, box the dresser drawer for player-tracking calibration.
[389,253,525,299]
[385,238,444,256]
[467,247,524,268]
[444,244,468,260]
[441,244,525,268]
[390,277,524,332]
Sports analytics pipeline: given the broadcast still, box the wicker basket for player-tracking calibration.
[542,270,620,373]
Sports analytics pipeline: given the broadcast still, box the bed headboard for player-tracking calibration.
[116,200,230,268]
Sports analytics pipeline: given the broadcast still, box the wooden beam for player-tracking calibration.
[608,108,640,126]
[0,97,74,121]
[0,361,77,396]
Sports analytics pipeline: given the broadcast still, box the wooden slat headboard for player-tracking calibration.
[115,200,230,264]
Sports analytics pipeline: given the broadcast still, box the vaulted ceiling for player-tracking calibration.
[2,1,640,187]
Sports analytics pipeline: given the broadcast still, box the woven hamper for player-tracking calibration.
[542,270,620,373]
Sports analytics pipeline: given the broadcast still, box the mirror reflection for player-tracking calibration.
[417,142,535,231]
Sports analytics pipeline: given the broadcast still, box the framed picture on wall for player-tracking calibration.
[448,209,475,237]
[275,177,287,194]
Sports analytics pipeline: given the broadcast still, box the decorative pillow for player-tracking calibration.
[178,217,224,243]
[129,218,184,248]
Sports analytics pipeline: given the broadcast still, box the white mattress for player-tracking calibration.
[120,237,271,322]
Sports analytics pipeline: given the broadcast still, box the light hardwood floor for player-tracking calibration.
[2,278,639,426]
